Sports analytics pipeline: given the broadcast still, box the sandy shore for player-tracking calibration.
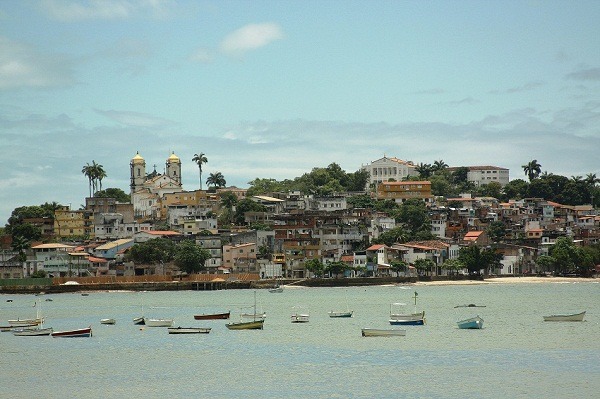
[414,276,597,286]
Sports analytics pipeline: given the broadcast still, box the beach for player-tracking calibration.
[415,276,597,286]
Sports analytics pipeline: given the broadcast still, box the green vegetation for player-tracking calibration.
[127,238,212,275]
[174,240,212,274]
[94,188,130,203]
[192,152,208,190]
[82,160,107,197]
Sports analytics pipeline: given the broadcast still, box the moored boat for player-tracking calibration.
[133,316,145,325]
[168,327,211,334]
[13,327,53,336]
[328,310,353,318]
[457,315,484,329]
[543,311,586,322]
[144,318,174,327]
[291,306,309,323]
[193,311,230,320]
[8,318,43,326]
[226,319,264,330]
[100,318,116,325]
[51,326,92,338]
[361,328,406,337]
[389,292,425,326]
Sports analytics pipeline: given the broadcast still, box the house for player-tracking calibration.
[376,181,433,203]
[462,231,489,246]
[222,242,257,274]
[446,165,509,187]
[134,230,182,243]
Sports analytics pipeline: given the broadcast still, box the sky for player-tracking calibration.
[1,0,599,225]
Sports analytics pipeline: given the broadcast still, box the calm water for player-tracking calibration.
[1,282,599,399]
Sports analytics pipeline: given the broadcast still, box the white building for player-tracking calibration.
[447,165,509,187]
[361,156,418,188]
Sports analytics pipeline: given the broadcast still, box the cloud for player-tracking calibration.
[189,48,214,64]
[565,67,600,81]
[219,23,284,57]
[443,96,479,106]
[0,36,76,89]
[489,81,545,94]
[94,109,177,128]
[39,0,175,21]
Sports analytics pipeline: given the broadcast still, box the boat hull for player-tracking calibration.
[100,319,116,325]
[361,328,406,337]
[168,327,211,334]
[457,316,484,329]
[269,287,283,293]
[13,327,53,336]
[144,318,174,327]
[51,327,92,338]
[291,314,310,323]
[328,311,353,318]
[8,318,43,326]
[193,312,230,320]
[226,319,264,330]
[543,311,586,322]
[133,317,145,325]
[389,311,425,325]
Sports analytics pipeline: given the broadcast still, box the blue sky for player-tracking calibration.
[1,0,599,224]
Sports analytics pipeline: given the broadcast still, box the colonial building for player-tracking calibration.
[361,156,418,188]
[447,165,510,187]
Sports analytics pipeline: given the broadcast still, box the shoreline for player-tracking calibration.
[413,276,597,286]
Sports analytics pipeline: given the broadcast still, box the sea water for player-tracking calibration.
[1,281,598,398]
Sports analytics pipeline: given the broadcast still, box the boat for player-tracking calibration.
[361,328,406,337]
[13,300,52,336]
[8,318,43,326]
[240,311,267,319]
[291,306,310,323]
[457,315,484,329]
[328,310,353,318]
[13,326,53,336]
[100,318,116,325]
[454,304,486,308]
[226,291,265,330]
[543,311,586,322]
[193,311,230,320]
[389,292,425,326]
[144,318,174,327]
[268,285,283,293]
[1,324,38,332]
[51,326,92,338]
[168,327,211,334]
[133,304,145,325]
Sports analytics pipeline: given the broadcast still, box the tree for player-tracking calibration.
[127,238,177,267]
[432,159,448,173]
[11,235,30,262]
[305,258,325,277]
[372,227,409,246]
[441,258,464,276]
[94,188,130,202]
[192,153,208,190]
[206,172,226,190]
[415,163,433,179]
[82,160,106,197]
[10,223,42,242]
[522,159,542,181]
[82,162,94,197]
[458,245,502,276]
[233,198,267,225]
[220,191,238,211]
[535,255,555,274]
[174,240,211,274]
[395,199,434,240]
[502,179,528,200]
[390,260,408,276]
[325,261,348,278]
[486,221,506,243]
[414,258,435,276]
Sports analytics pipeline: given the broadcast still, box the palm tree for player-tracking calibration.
[82,162,94,197]
[522,159,542,181]
[93,161,107,193]
[584,173,599,187]
[192,153,208,190]
[432,159,448,172]
[206,172,226,190]
[415,163,433,179]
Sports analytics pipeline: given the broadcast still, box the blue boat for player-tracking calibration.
[457,315,483,329]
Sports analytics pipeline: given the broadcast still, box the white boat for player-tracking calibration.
[269,286,283,293]
[168,327,211,334]
[8,318,43,326]
[361,328,406,337]
[457,315,484,329]
[328,310,353,318]
[389,292,425,326]
[241,312,267,319]
[100,318,116,325]
[291,306,309,323]
[13,300,52,336]
[543,311,586,322]
[144,318,174,327]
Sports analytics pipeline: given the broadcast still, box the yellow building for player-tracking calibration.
[376,181,433,203]
[53,206,95,239]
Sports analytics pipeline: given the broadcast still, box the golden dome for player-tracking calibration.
[131,152,145,164]
[167,152,180,162]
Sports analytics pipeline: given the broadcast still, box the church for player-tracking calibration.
[130,152,184,220]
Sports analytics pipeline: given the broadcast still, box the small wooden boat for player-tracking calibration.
[454,304,486,308]
[543,311,586,322]
[389,292,425,326]
[291,306,309,323]
[328,310,353,318]
[168,327,211,334]
[144,318,174,327]
[227,291,264,330]
[1,323,38,332]
[8,318,43,326]
[51,326,92,338]
[193,311,230,320]
[361,328,406,337]
[226,319,264,330]
[13,327,54,336]
[457,315,484,329]
[133,316,145,325]
[100,318,116,325]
